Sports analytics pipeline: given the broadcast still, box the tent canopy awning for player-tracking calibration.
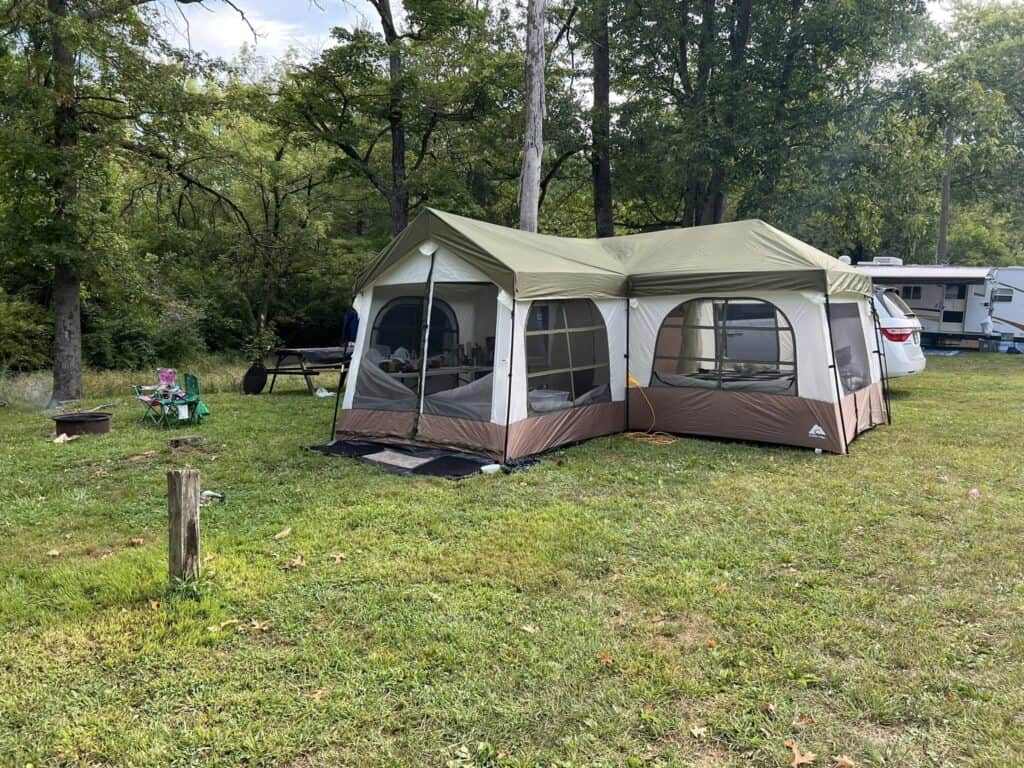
[355,209,872,298]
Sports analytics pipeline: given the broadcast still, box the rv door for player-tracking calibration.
[938,283,968,334]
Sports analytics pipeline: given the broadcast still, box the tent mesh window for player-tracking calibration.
[826,302,872,394]
[651,299,797,395]
[525,299,611,415]
[352,294,458,412]
[421,283,499,421]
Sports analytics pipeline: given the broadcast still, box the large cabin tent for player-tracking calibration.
[337,209,887,459]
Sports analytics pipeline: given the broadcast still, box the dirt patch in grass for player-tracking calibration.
[609,605,719,651]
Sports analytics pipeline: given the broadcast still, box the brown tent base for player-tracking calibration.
[335,384,883,461]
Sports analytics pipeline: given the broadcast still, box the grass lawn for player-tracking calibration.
[1,356,1023,767]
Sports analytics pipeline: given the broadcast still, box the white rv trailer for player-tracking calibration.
[857,258,1024,343]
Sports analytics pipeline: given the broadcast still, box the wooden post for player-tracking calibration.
[168,469,201,583]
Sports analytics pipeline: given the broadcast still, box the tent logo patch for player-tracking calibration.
[808,424,828,439]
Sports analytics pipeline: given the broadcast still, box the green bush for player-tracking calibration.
[0,289,51,371]
[83,297,207,370]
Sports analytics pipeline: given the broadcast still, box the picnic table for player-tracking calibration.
[266,347,350,395]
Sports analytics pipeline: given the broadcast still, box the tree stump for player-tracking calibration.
[168,469,201,583]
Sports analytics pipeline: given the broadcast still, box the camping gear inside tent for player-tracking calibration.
[335,209,887,460]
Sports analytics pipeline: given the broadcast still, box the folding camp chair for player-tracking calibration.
[178,373,210,425]
[134,368,181,427]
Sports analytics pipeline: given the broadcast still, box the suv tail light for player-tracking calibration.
[882,327,913,343]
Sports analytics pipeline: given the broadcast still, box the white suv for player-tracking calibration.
[874,290,926,378]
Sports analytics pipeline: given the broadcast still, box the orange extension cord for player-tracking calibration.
[624,372,677,446]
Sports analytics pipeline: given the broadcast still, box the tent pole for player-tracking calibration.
[329,364,345,444]
[415,250,439,431]
[823,292,850,454]
[502,285,517,465]
[870,297,893,425]
[624,297,630,431]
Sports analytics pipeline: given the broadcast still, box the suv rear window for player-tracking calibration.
[878,290,916,319]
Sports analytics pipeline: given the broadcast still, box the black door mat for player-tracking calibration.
[309,440,497,479]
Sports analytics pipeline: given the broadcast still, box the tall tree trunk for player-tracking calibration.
[519,0,546,233]
[52,263,82,405]
[370,0,409,235]
[590,0,613,237]
[48,0,83,405]
[936,123,954,264]
[387,45,409,235]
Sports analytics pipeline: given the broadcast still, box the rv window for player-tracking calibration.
[942,310,964,324]
[944,284,967,300]
[525,299,610,415]
[650,299,796,395]
[992,287,1013,303]
[900,286,922,301]
[826,302,872,395]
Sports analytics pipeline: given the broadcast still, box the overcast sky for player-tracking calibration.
[164,0,973,63]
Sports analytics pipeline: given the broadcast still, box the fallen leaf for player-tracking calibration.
[204,553,216,563]
[94,467,110,477]
[427,592,443,603]
[64,533,73,540]
[690,724,708,739]
[249,619,270,632]
[273,526,292,540]
[945,689,958,701]
[128,537,144,547]
[125,450,158,463]
[206,619,240,633]
[330,552,347,563]
[784,738,816,766]
[968,488,981,499]
[833,757,856,768]
[794,714,815,727]
[715,582,728,594]
[520,624,539,634]
[938,475,949,483]
[280,555,306,571]
[610,571,622,582]
[596,651,614,666]
[46,549,61,558]
[148,598,160,611]
[705,637,717,648]
[307,688,330,703]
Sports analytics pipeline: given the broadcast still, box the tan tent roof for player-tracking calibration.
[355,209,871,298]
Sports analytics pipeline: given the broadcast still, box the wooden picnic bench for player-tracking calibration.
[266,347,350,395]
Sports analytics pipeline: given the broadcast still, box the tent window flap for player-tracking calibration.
[525,299,611,414]
[651,299,797,395]
[352,292,459,412]
[421,283,499,421]
[826,302,871,394]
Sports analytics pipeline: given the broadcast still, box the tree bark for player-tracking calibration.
[590,0,613,237]
[387,45,409,235]
[48,0,83,406]
[371,0,409,235]
[52,263,83,404]
[519,0,546,233]
[936,123,953,264]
